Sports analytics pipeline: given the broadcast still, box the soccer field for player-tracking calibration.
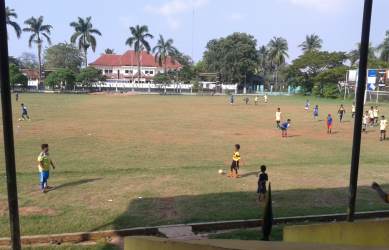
[0,93,389,237]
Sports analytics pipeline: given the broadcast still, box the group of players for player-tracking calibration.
[226,94,389,203]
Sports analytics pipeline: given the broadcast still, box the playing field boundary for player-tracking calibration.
[0,210,389,247]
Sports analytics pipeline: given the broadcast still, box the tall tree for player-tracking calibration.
[44,43,83,72]
[23,16,52,84]
[267,37,289,87]
[258,45,269,74]
[70,17,102,67]
[153,35,178,75]
[125,25,153,89]
[377,31,389,63]
[299,34,323,53]
[6,7,21,38]
[203,32,258,87]
[348,43,377,67]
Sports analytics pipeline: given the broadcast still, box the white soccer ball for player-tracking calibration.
[218,169,225,175]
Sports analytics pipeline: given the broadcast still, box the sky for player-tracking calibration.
[5,0,389,64]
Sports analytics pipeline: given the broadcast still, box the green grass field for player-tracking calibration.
[1,93,389,238]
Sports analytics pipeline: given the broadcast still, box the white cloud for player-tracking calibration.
[284,0,350,12]
[145,0,209,30]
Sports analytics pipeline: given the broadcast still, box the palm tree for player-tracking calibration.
[152,35,179,93]
[6,7,22,38]
[377,31,389,63]
[348,43,377,67]
[70,17,102,67]
[267,37,289,88]
[299,34,323,53]
[153,35,178,75]
[257,45,269,74]
[23,16,52,84]
[125,25,153,91]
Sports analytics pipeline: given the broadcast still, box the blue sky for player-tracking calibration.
[6,0,389,63]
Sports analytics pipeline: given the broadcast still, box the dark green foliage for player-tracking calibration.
[45,68,76,89]
[203,32,259,84]
[76,67,104,87]
[9,63,28,88]
[287,51,347,94]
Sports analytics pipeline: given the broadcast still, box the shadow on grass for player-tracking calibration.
[47,178,102,192]
[92,184,389,233]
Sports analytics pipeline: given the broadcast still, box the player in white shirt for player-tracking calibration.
[275,108,282,128]
[368,106,375,127]
[351,103,356,118]
[373,106,379,125]
[264,94,268,104]
[380,116,387,141]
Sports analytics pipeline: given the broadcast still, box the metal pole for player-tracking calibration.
[0,1,22,249]
[348,0,373,222]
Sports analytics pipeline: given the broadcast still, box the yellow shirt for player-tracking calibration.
[37,152,51,172]
[232,151,240,162]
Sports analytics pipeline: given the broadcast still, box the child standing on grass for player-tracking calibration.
[254,96,259,105]
[327,114,333,134]
[20,103,30,121]
[37,144,56,193]
[257,165,268,202]
[369,106,375,127]
[228,144,241,178]
[352,103,356,118]
[380,116,387,141]
[304,100,310,111]
[363,111,369,133]
[313,105,319,120]
[275,108,282,128]
[280,119,291,138]
[374,106,380,125]
[264,94,268,104]
[245,97,249,105]
[230,95,234,105]
[338,104,346,123]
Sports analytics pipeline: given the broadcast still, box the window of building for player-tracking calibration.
[149,71,154,75]
[125,70,129,74]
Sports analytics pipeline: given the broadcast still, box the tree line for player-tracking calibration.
[6,6,189,90]
[7,6,389,96]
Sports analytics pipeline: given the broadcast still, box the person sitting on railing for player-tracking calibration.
[372,182,389,203]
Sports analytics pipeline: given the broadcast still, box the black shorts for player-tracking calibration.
[231,161,239,169]
[257,186,266,194]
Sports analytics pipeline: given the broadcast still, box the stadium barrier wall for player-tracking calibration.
[124,236,388,250]
[284,218,389,247]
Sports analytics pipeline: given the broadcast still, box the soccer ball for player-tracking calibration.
[218,169,225,175]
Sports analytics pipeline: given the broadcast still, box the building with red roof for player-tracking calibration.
[90,50,181,83]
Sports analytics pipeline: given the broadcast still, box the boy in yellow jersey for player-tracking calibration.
[372,182,389,203]
[228,144,241,178]
[37,144,56,193]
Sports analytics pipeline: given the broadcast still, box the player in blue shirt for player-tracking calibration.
[327,114,333,134]
[313,105,319,120]
[280,119,291,138]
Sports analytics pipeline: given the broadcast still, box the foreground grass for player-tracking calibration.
[0,94,389,237]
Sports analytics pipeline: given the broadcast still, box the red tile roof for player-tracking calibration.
[90,50,181,69]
